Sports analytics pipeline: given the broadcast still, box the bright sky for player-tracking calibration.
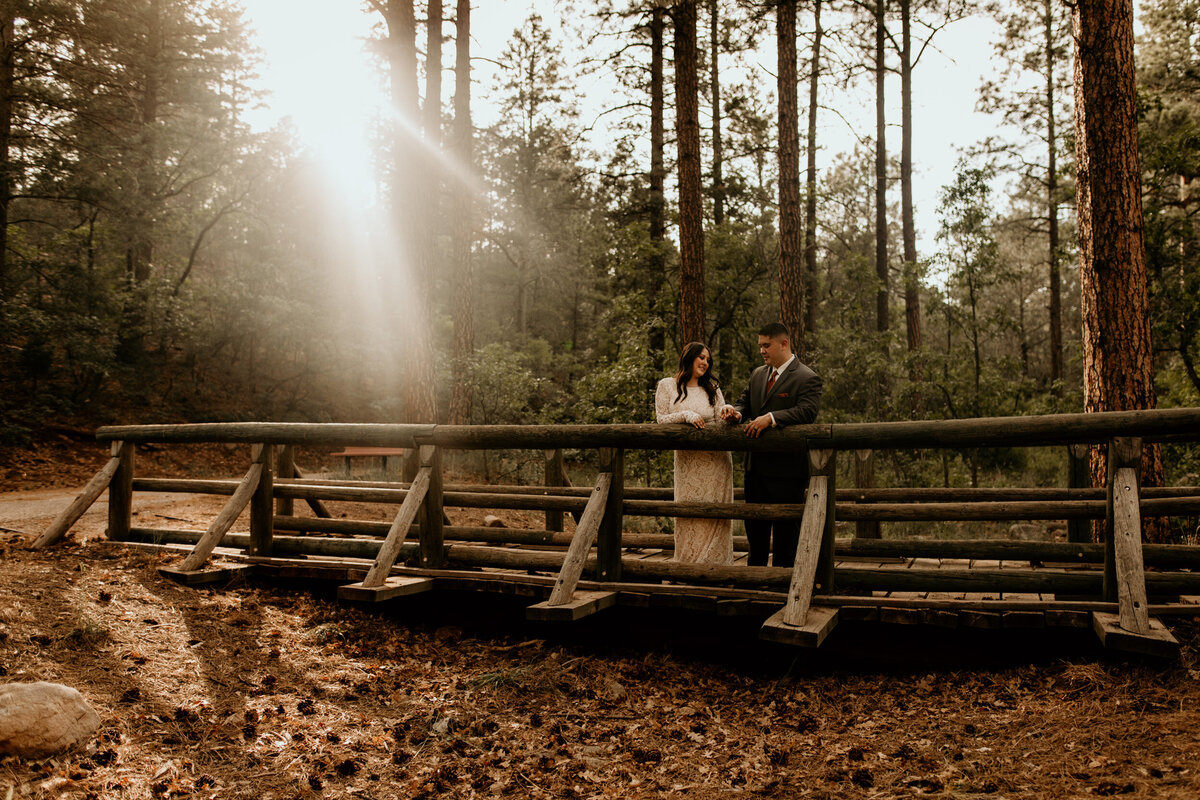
[239,1,1006,250]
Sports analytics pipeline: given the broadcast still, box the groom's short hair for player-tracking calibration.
[758,322,790,341]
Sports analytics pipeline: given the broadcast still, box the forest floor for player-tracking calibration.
[3,436,1200,799]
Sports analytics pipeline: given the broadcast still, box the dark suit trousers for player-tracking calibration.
[744,470,807,568]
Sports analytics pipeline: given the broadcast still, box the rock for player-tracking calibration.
[434,625,464,643]
[601,678,628,703]
[0,682,100,758]
[483,515,507,528]
[1007,523,1046,541]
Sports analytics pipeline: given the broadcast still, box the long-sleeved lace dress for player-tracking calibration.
[654,377,734,564]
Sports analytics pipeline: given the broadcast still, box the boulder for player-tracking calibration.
[483,515,507,528]
[0,682,100,758]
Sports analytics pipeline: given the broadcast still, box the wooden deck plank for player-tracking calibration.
[338,576,434,602]
[1093,612,1178,658]
[528,590,618,621]
[761,606,839,647]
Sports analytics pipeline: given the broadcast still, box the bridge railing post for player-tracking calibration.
[276,445,295,518]
[420,445,445,568]
[853,449,879,539]
[1067,443,1090,544]
[107,441,135,542]
[248,443,275,556]
[596,447,624,582]
[544,448,565,533]
[813,448,837,594]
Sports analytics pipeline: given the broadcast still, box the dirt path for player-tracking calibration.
[0,489,221,537]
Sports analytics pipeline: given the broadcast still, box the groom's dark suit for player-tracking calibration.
[733,358,822,568]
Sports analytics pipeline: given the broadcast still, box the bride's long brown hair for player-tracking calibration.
[674,342,720,405]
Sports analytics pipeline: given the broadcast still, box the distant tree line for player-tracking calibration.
[2,1,1198,511]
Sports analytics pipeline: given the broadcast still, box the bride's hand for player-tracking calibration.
[687,411,705,428]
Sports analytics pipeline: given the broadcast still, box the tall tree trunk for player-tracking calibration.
[900,0,920,352]
[400,0,440,422]
[803,0,822,340]
[709,0,723,227]
[383,0,430,420]
[874,0,889,337]
[0,11,12,302]
[1073,0,1165,536]
[674,0,705,345]
[1045,0,1063,392]
[118,0,162,363]
[647,6,667,366]
[777,0,804,351]
[448,0,473,424]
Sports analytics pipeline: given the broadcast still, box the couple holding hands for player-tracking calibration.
[653,323,823,567]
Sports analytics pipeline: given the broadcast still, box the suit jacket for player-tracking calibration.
[733,358,823,478]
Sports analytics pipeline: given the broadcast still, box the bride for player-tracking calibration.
[654,342,734,564]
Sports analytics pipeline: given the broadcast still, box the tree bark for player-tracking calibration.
[709,0,724,227]
[1045,0,1063,391]
[1073,0,1165,537]
[0,11,12,300]
[874,0,889,337]
[383,0,436,422]
[900,0,920,352]
[803,0,823,340]
[448,0,473,425]
[648,6,668,365]
[118,0,163,363]
[777,0,804,351]
[674,0,705,345]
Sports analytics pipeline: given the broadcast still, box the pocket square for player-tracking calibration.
[777,392,790,398]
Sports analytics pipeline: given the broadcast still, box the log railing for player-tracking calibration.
[36,408,1200,651]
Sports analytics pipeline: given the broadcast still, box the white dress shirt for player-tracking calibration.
[766,355,795,426]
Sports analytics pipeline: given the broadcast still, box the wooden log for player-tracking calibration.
[361,466,430,587]
[97,422,433,447]
[853,449,880,539]
[142,479,1200,503]
[528,590,618,622]
[1105,437,1141,603]
[544,449,565,532]
[761,606,838,647]
[115,527,1200,595]
[32,451,124,548]
[781,474,829,626]
[289,461,332,518]
[597,448,624,581]
[130,476,1200,523]
[338,575,433,603]
[419,446,444,569]
[132,477,239,494]
[177,462,263,571]
[1092,611,1179,658]
[276,445,295,517]
[128,527,400,560]
[107,441,135,543]
[159,564,252,586]
[1112,466,1150,634]
[248,445,275,557]
[548,473,612,605]
[1068,443,1091,543]
[95,409,1200,456]
[814,449,837,592]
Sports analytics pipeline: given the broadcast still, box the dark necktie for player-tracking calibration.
[766,370,777,395]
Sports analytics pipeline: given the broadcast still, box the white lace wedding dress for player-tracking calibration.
[654,377,734,564]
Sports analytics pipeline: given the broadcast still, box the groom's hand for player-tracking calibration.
[744,415,772,437]
[719,405,741,421]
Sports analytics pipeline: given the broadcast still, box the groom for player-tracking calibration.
[720,322,823,569]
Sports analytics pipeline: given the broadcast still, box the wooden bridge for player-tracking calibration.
[33,409,1200,659]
